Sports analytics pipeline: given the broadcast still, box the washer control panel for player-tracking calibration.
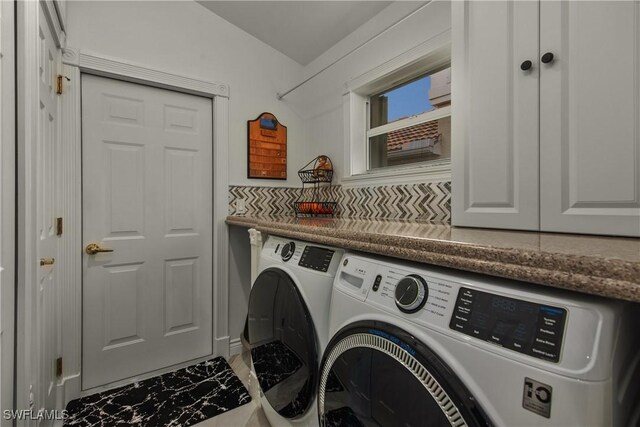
[450,287,567,363]
[336,255,455,318]
[262,236,342,276]
[333,253,619,371]
[298,245,335,272]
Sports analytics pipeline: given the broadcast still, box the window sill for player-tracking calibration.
[341,160,451,188]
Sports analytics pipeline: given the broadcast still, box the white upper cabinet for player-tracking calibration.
[539,1,640,237]
[452,0,540,230]
[453,0,640,237]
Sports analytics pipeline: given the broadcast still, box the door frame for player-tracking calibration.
[0,0,15,418]
[16,0,66,419]
[58,48,230,402]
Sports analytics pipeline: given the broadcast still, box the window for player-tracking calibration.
[367,67,451,170]
[342,35,451,185]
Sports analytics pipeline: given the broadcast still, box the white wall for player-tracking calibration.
[296,0,452,183]
[65,0,312,361]
[65,1,452,186]
[65,0,452,357]
[66,0,307,187]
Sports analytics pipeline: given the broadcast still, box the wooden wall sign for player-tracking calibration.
[248,112,287,179]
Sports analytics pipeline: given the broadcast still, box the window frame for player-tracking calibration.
[342,32,451,187]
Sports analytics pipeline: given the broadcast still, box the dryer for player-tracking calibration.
[319,252,640,426]
[248,235,343,427]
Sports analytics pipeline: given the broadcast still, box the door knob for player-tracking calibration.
[541,52,555,64]
[40,258,55,266]
[85,243,114,255]
[520,60,533,71]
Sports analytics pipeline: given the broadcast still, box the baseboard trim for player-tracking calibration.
[215,335,230,359]
[229,338,243,356]
[61,374,81,407]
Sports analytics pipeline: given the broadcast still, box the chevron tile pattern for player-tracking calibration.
[336,181,451,222]
[229,186,299,217]
[228,181,451,222]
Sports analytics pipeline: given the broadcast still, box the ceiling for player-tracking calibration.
[197,1,394,65]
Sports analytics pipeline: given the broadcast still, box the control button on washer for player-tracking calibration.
[462,289,475,298]
[470,328,486,339]
[453,314,469,323]
[534,337,557,348]
[537,327,558,338]
[456,305,471,315]
[510,339,527,351]
[394,275,428,313]
[541,316,559,327]
[452,322,468,332]
[488,334,505,345]
[372,275,382,292]
[281,242,295,262]
[531,346,558,361]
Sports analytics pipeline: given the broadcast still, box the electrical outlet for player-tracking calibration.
[235,198,247,214]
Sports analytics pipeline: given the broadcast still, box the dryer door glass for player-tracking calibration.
[248,268,318,419]
[318,321,491,427]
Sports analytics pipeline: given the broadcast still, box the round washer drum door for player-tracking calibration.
[318,321,493,427]
[248,268,319,419]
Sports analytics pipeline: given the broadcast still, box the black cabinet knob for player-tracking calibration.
[520,60,533,71]
[541,52,555,64]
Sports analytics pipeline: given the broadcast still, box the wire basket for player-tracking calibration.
[295,155,336,217]
[294,201,337,216]
[298,155,333,182]
[297,168,333,183]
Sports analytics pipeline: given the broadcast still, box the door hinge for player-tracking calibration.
[56,217,63,236]
[55,357,63,378]
[56,75,70,95]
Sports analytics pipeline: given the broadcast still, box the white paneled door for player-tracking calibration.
[452,0,540,230]
[36,2,61,416]
[82,75,213,389]
[539,1,640,236]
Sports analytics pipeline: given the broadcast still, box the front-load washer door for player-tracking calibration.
[248,267,318,419]
[318,320,493,427]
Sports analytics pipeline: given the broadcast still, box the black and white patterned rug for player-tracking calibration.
[64,357,251,427]
[251,340,303,393]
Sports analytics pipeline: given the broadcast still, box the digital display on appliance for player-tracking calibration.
[449,287,566,362]
[298,246,334,272]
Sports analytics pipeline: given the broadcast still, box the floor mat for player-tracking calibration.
[250,340,303,392]
[64,357,251,427]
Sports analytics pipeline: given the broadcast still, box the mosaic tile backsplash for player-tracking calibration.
[229,181,451,222]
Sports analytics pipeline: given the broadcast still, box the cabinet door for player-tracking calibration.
[452,0,540,230]
[540,1,640,237]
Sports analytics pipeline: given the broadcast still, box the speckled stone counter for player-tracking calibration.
[226,215,640,303]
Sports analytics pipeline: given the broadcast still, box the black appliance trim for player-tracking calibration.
[318,320,493,427]
[248,267,319,419]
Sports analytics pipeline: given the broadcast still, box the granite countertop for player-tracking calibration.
[226,215,640,303]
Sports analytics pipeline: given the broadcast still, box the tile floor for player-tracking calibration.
[195,351,271,426]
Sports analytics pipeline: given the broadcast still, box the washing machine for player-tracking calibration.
[247,235,344,427]
[318,252,640,427]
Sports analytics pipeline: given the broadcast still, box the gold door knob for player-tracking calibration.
[85,243,114,255]
[40,258,55,266]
